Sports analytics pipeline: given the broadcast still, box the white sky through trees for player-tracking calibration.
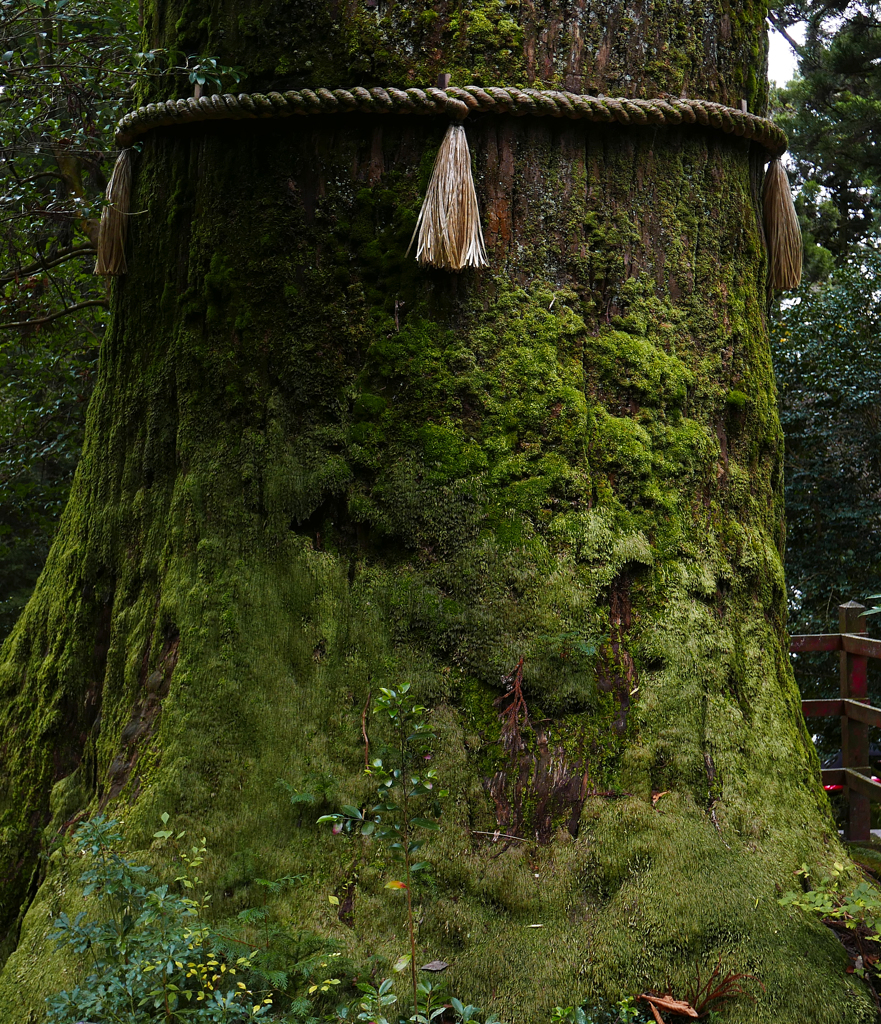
[768,21,805,85]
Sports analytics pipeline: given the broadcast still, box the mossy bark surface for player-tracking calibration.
[0,3,871,1021]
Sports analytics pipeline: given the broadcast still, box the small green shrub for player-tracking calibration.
[779,860,881,980]
[549,998,649,1024]
[47,815,271,1023]
[318,684,447,1013]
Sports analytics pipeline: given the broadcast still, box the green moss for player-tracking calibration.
[137,0,770,111]
[727,388,752,408]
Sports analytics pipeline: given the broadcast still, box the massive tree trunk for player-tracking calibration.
[0,2,869,1020]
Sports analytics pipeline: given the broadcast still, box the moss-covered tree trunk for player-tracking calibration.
[0,2,869,1020]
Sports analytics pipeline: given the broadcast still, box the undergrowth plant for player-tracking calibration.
[780,860,881,980]
[47,815,271,1023]
[548,998,648,1024]
[319,684,447,1015]
[340,976,501,1024]
[44,811,672,1024]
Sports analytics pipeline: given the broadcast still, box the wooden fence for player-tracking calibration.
[795,601,881,842]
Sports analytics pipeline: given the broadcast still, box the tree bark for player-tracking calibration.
[0,2,870,1021]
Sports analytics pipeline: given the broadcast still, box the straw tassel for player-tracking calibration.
[762,157,802,290]
[409,123,487,270]
[94,148,134,276]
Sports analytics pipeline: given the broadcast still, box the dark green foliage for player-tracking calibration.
[0,0,136,322]
[0,330,97,638]
[0,0,243,645]
[0,0,132,644]
[768,5,881,790]
[771,245,881,760]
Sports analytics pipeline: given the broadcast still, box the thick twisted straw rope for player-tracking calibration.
[115,86,787,158]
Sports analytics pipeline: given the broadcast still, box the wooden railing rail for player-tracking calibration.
[791,632,881,659]
[792,601,878,841]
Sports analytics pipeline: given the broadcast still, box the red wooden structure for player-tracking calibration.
[795,601,881,842]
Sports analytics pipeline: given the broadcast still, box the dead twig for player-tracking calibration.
[470,829,529,843]
[494,657,529,752]
[361,690,371,769]
[638,993,698,1022]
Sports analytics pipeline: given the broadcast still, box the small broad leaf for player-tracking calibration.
[385,880,408,889]
[410,861,430,873]
[328,895,340,905]
[411,817,441,830]
[392,954,411,972]
[360,822,375,836]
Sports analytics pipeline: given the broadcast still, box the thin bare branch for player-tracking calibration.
[0,245,97,285]
[767,12,809,62]
[767,12,821,72]
[0,298,108,330]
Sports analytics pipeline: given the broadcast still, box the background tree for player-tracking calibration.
[0,0,121,637]
[770,2,881,275]
[769,2,881,774]
[774,246,881,768]
[0,4,869,1022]
[0,0,239,640]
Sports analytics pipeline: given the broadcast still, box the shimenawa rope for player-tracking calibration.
[97,85,800,288]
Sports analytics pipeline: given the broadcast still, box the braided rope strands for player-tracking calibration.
[408,124,487,270]
[94,147,133,276]
[111,88,789,154]
[97,86,799,285]
[762,158,802,290]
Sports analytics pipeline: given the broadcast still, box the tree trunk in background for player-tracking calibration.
[0,2,869,1020]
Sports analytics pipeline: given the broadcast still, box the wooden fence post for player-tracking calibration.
[840,601,870,841]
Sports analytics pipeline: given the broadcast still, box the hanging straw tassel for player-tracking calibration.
[762,157,802,290]
[409,123,487,270]
[94,148,134,276]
